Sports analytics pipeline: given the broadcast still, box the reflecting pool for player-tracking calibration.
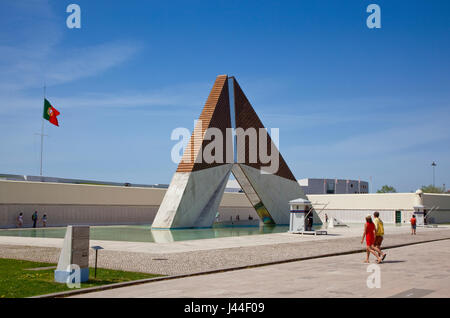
[0,224,294,243]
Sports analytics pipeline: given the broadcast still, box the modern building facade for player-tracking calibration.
[298,178,369,194]
[225,178,369,194]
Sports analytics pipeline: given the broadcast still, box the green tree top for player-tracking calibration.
[377,185,397,193]
[421,185,445,193]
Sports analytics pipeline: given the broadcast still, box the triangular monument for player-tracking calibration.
[152,75,307,229]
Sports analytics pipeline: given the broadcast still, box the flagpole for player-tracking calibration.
[40,120,44,176]
[40,85,46,177]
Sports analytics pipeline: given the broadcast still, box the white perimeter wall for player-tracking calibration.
[1,180,450,228]
[423,194,450,224]
[308,193,450,224]
[0,180,255,228]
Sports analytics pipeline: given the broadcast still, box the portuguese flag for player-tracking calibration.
[43,99,60,127]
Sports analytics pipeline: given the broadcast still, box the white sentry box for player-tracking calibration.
[413,205,425,226]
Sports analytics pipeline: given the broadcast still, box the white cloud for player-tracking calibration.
[288,107,450,158]
[0,0,207,115]
[0,1,141,92]
[54,81,211,109]
[0,81,211,117]
[0,40,141,92]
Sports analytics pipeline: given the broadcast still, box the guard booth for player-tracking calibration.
[413,205,425,226]
[289,198,312,233]
[413,189,425,226]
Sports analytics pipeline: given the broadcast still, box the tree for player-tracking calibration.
[377,185,397,193]
[421,185,445,193]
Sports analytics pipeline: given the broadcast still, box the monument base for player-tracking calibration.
[54,267,89,283]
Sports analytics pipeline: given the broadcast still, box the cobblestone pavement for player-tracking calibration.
[1,228,449,276]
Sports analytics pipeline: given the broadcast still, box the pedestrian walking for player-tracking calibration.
[361,215,383,264]
[373,211,387,261]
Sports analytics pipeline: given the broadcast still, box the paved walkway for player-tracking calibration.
[72,240,450,298]
[0,226,449,276]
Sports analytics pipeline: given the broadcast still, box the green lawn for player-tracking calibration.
[0,258,162,298]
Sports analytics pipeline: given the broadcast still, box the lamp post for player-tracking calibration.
[431,161,437,187]
[91,246,104,279]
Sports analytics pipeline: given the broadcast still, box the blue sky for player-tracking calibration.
[0,0,449,192]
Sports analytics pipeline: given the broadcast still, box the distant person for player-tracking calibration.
[410,215,417,235]
[361,215,383,264]
[307,214,313,231]
[373,212,387,261]
[325,214,328,224]
[236,215,240,221]
[32,211,38,228]
[16,213,24,228]
[42,214,48,227]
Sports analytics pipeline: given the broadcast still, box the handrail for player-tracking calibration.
[305,202,329,219]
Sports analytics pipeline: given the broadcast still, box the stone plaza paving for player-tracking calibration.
[0,225,449,277]
[72,239,450,298]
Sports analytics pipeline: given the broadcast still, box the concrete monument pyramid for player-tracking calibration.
[152,75,307,229]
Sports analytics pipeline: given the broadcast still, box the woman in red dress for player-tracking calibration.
[361,215,383,264]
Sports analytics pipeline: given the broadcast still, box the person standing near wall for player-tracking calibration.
[42,214,48,227]
[410,215,417,235]
[16,213,23,228]
[32,211,38,228]
[307,214,313,231]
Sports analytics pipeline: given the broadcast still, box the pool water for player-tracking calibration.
[0,223,409,243]
[0,224,294,243]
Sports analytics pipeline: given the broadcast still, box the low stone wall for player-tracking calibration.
[0,204,158,228]
[2,180,449,228]
[215,207,259,223]
[0,204,259,229]
[0,180,256,229]
[315,209,405,225]
[426,209,450,224]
